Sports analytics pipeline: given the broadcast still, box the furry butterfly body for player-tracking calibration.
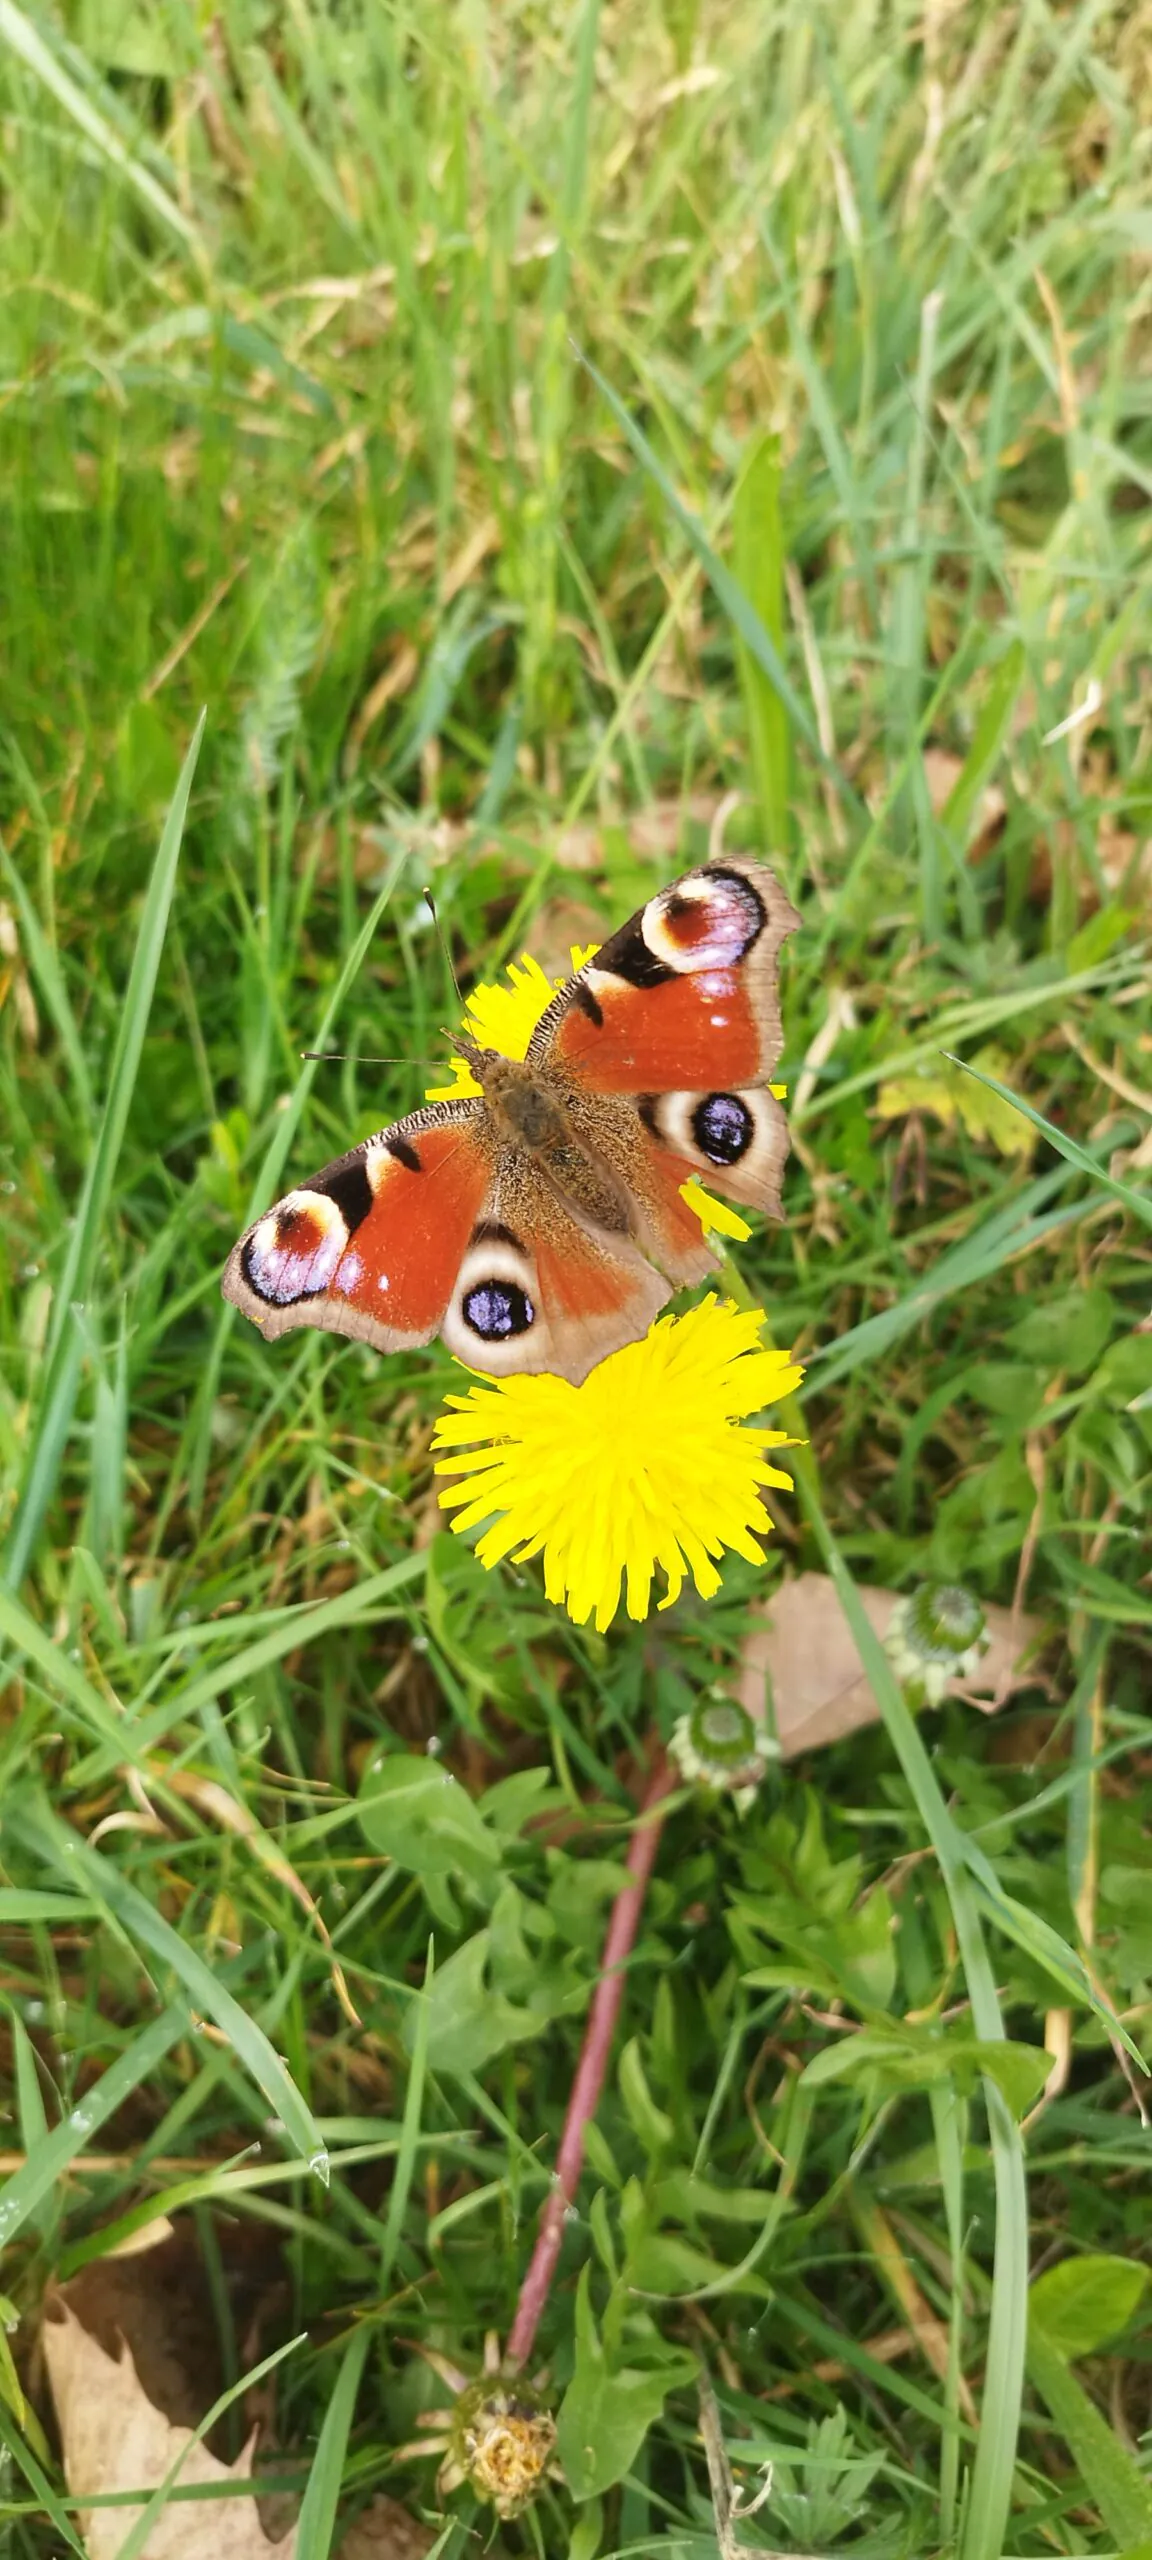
[222,858,799,1384]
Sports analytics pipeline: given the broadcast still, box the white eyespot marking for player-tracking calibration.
[243,1191,347,1305]
[642,871,765,974]
[364,1136,394,1193]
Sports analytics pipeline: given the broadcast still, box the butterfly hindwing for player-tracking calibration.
[222,1103,492,1355]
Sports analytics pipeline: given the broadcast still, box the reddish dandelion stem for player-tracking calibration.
[506,1753,676,2369]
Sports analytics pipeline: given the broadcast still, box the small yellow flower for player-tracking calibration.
[433,1295,803,1631]
[424,942,747,1237]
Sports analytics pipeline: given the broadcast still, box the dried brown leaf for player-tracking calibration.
[43,2308,295,2559]
[740,1572,1042,1758]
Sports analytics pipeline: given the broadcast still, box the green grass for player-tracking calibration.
[1,0,1151,2553]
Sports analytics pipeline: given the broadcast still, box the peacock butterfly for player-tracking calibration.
[222,858,799,1385]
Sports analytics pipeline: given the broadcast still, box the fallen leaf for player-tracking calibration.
[43,2308,295,2558]
[877,1043,1035,1159]
[740,1573,1042,1758]
[41,2229,434,2560]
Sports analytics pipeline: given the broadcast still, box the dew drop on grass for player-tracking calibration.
[309,2147,330,2188]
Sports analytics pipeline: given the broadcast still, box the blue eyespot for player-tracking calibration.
[463,1280,535,1340]
[692,1092,754,1166]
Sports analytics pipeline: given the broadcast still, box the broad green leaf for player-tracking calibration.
[625,2225,771,2299]
[801,2029,1049,2117]
[1005,1287,1115,1376]
[358,1751,500,1882]
[555,2267,696,2501]
[1030,2254,1151,2359]
[650,2170,776,2227]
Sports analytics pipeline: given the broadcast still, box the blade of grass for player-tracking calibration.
[1,713,205,1590]
[956,1838,1142,2066]
[183,844,409,1516]
[0,2405,90,2560]
[0,2001,190,2251]
[572,342,862,820]
[0,1584,132,1758]
[108,2334,306,2560]
[796,950,1144,1122]
[789,1449,1027,2560]
[891,289,947,943]
[940,640,1028,847]
[942,1052,1152,1229]
[733,434,791,852]
[804,1164,1088,1392]
[379,1934,433,2297]
[294,2322,372,2560]
[0,833,93,1119]
[0,0,202,254]
[71,1550,425,1786]
[23,1804,327,2173]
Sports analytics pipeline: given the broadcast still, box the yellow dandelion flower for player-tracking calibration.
[424,943,749,1239]
[432,1295,803,1632]
[425,946,602,1101]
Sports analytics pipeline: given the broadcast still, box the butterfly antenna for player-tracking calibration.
[301,1050,440,1067]
[423,886,463,1010]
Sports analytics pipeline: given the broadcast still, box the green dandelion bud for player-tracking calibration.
[669,1693,772,1811]
[885,1582,990,1705]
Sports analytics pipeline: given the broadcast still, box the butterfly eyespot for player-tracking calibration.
[241,1193,347,1304]
[463,1279,536,1341]
[642,870,765,974]
[692,1092,755,1165]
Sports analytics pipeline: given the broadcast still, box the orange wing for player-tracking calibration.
[532,859,798,1094]
[222,1105,670,1383]
[222,1105,492,1355]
